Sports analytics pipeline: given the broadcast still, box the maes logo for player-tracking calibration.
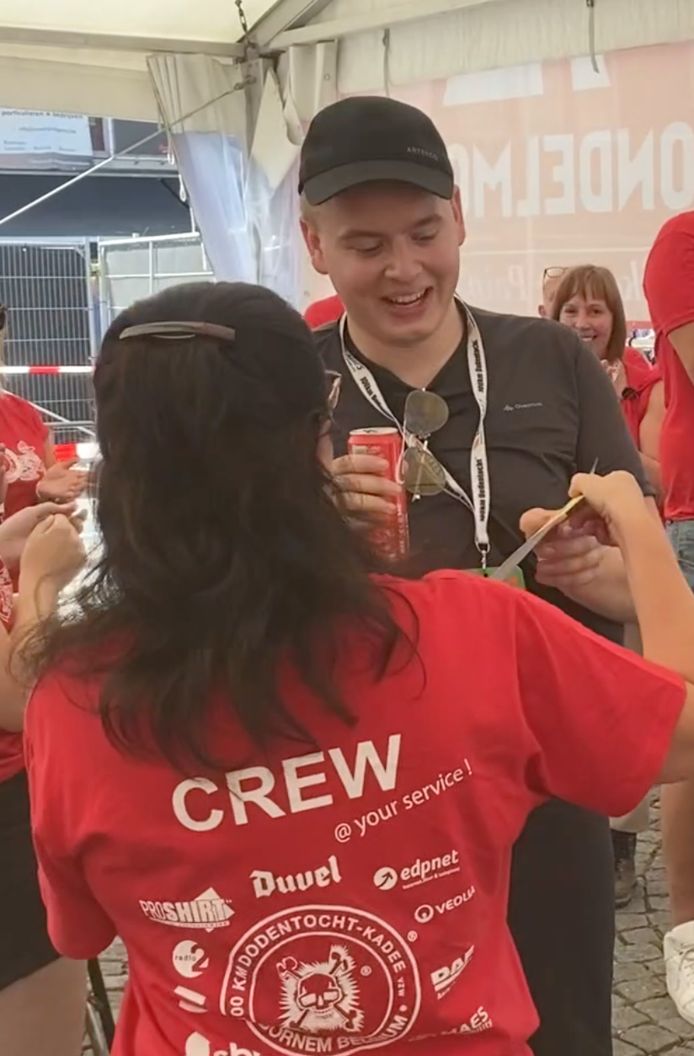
[373,849,459,891]
[431,946,475,1000]
[140,888,233,931]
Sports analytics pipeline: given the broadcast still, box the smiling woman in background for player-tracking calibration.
[551,265,665,498]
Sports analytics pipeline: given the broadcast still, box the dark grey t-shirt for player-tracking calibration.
[316,304,652,644]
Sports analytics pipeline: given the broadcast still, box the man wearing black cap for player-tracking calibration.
[299,96,656,1056]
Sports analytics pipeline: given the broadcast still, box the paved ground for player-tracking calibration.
[613,800,694,1055]
[88,802,694,1054]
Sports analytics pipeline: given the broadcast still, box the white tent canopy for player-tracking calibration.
[1,0,694,121]
[0,0,276,120]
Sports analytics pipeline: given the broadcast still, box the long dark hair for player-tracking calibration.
[27,282,409,769]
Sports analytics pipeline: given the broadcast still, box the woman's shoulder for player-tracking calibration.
[0,390,46,432]
[26,654,111,749]
[372,569,523,638]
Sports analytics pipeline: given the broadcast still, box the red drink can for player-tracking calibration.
[347,427,409,560]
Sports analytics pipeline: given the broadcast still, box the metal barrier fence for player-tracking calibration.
[98,232,212,329]
[0,232,213,435]
[0,240,95,427]
[0,233,215,552]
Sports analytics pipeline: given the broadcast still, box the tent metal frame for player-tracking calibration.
[261,0,503,48]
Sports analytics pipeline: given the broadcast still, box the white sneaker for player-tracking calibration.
[664,921,694,1025]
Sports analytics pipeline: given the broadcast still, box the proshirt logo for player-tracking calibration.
[140,888,234,931]
[251,854,342,899]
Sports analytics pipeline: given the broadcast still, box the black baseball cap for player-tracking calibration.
[299,96,454,206]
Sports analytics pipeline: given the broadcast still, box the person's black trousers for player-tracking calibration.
[509,799,615,1056]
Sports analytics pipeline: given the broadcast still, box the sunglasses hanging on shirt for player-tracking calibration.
[338,301,493,569]
[401,390,449,498]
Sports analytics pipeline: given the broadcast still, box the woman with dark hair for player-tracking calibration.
[551,265,665,496]
[22,281,694,1056]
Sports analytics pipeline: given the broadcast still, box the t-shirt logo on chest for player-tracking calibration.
[221,904,420,1053]
[502,401,544,413]
[4,440,42,483]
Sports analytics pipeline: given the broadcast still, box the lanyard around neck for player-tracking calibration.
[339,302,491,560]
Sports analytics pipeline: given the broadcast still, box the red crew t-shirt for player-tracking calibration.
[0,391,48,519]
[644,211,694,520]
[25,572,684,1056]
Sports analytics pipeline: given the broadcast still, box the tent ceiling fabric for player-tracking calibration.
[1,0,694,119]
[0,0,281,118]
[318,0,694,98]
[0,1,275,46]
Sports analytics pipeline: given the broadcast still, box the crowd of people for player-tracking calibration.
[0,95,694,1056]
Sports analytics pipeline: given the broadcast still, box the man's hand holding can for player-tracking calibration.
[333,428,410,560]
[331,452,402,522]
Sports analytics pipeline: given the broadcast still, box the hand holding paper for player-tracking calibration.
[495,468,648,587]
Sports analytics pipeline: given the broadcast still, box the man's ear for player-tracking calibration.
[301,217,330,276]
[451,187,466,248]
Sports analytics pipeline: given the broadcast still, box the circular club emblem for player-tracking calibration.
[221,904,421,1055]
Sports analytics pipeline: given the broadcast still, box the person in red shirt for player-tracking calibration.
[21,280,694,1056]
[0,504,86,1056]
[644,211,694,1026]
[552,264,665,495]
[0,305,87,522]
[552,264,665,903]
[303,293,344,329]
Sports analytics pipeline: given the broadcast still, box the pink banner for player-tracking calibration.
[393,41,694,318]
